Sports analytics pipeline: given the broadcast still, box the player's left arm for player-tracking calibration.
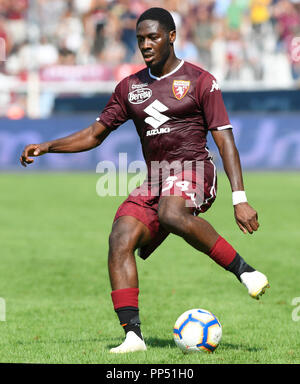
[211,128,259,235]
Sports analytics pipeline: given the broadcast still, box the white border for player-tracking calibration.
[216,124,233,130]
[148,59,184,81]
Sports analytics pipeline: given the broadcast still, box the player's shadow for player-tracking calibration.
[145,337,174,349]
[144,339,264,353]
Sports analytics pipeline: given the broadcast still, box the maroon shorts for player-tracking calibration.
[113,160,217,259]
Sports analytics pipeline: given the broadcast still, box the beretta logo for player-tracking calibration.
[128,88,152,104]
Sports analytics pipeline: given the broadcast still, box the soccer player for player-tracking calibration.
[20,8,269,353]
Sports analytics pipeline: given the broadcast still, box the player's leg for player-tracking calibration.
[108,215,152,353]
[157,196,269,299]
[108,216,150,290]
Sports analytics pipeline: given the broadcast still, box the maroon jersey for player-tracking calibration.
[97,60,232,168]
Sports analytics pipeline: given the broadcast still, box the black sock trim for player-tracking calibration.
[226,253,255,281]
[115,306,138,313]
[115,306,143,340]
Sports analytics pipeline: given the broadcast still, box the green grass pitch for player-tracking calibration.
[0,171,300,364]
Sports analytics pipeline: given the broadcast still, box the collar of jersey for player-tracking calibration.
[148,59,184,81]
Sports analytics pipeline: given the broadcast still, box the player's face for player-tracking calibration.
[136,20,175,69]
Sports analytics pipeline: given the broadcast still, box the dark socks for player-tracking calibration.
[226,253,255,281]
[115,306,143,340]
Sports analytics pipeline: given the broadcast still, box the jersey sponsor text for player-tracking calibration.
[128,88,152,104]
[146,127,171,137]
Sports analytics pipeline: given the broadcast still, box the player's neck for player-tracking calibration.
[149,54,182,79]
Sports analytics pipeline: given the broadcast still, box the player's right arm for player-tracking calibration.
[20,78,129,167]
[20,121,110,167]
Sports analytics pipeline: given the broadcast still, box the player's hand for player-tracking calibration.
[234,202,259,235]
[20,143,49,167]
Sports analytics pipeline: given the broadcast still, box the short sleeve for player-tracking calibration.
[96,78,129,131]
[196,72,232,131]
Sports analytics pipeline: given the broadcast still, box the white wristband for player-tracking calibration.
[232,191,247,205]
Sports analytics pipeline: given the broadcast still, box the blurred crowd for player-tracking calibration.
[0,0,300,84]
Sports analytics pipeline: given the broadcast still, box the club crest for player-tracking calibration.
[172,80,190,100]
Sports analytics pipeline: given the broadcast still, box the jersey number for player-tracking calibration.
[162,176,190,193]
[144,100,170,129]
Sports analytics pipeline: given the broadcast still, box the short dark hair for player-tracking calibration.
[136,7,176,33]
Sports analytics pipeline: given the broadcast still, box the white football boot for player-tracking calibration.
[109,331,147,353]
[240,271,270,300]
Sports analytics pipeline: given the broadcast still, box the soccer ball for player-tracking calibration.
[173,308,222,353]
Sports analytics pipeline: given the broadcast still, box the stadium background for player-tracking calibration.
[0,0,300,171]
[1,0,300,365]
